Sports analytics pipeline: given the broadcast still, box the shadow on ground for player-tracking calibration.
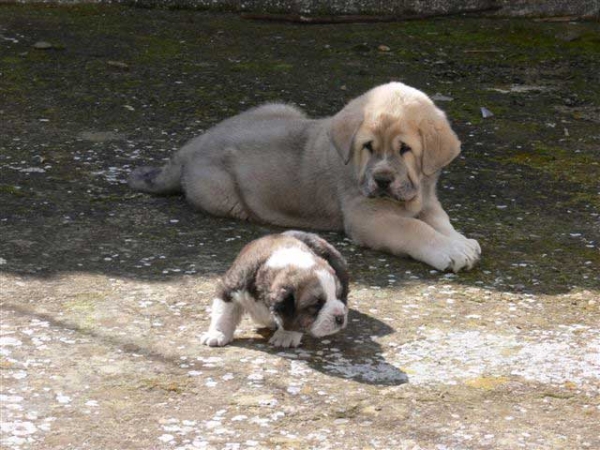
[7,298,407,386]
[232,309,408,386]
[1,5,599,297]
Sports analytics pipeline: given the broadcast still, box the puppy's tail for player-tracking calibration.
[128,157,183,195]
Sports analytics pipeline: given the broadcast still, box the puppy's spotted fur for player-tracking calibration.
[200,231,349,348]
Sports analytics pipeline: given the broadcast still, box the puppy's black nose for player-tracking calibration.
[373,173,394,190]
[334,314,345,326]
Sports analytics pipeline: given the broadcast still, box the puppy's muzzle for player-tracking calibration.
[397,182,418,202]
[369,172,417,202]
[373,172,394,191]
[309,302,348,337]
[366,170,395,198]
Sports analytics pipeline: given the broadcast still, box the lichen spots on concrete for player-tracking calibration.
[1,5,599,450]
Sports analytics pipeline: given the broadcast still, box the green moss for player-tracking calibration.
[135,35,185,63]
[2,56,28,87]
[90,194,123,204]
[564,30,600,55]
[505,142,599,193]
[63,294,103,329]
[65,293,103,311]
[0,185,28,197]
[2,56,23,65]
[139,376,187,393]
[230,60,294,74]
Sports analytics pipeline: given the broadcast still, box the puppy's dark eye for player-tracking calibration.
[273,291,295,317]
[307,297,325,314]
[363,141,374,154]
[399,142,411,156]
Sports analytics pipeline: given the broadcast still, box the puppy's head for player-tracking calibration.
[267,257,348,338]
[329,82,461,207]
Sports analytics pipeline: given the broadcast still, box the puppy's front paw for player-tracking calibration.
[269,329,303,348]
[454,233,481,257]
[200,330,231,347]
[430,236,481,272]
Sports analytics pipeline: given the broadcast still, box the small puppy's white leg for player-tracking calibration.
[269,328,303,348]
[200,298,243,347]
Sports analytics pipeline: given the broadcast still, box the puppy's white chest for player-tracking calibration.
[232,290,275,328]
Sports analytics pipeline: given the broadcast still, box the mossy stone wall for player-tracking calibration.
[10,0,600,18]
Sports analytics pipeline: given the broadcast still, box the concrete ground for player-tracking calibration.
[1,5,599,450]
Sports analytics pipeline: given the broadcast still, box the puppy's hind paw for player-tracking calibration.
[200,330,231,347]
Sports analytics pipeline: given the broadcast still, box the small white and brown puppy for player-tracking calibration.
[200,230,349,348]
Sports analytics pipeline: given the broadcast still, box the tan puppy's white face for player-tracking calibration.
[329,82,462,208]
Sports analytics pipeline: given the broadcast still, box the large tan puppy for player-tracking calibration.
[129,82,481,271]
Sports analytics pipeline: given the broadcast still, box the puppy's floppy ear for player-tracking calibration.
[219,243,269,301]
[420,113,461,176]
[328,101,364,164]
[282,231,349,303]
